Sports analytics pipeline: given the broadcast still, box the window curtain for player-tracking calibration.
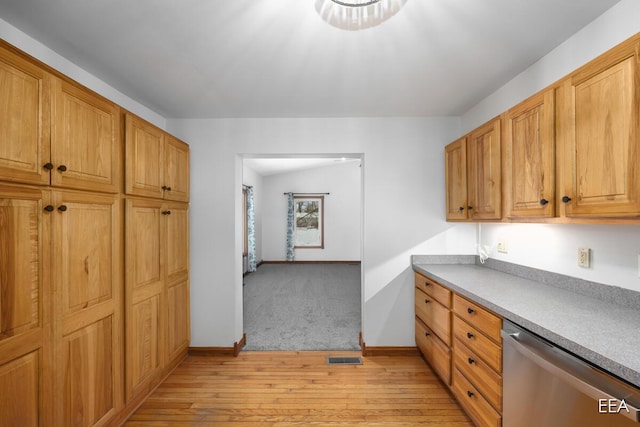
[247,187,257,272]
[286,192,295,261]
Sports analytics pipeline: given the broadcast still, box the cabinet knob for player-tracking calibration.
[57,165,67,172]
[424,331,430,337]
[562,196,572,203]
[466,332,474,339]
[458,206,464,212]
[162,210,172,215]
[467,205,473,210]
[44,205,54,212]
[43,162,54,170]
[424,299,430,304]
[468,357,475,365]
[540,198,549,205]
[467,391,474,398]
[57,205,67,212]
[162,185,172,191]
[467,307,475,314]
[423,281,430,287]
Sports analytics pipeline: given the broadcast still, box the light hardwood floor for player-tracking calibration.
[125,351,473,426]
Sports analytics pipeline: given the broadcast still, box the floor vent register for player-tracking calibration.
[326,356,363,365]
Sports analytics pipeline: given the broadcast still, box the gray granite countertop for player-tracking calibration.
[412,258,640,389]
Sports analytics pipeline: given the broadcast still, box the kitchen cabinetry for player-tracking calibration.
[503,89,555,218]
[125,198,189,403]
[414,273,503,427]
[125,114,190,202]
[557,37,640,218]
[445,137,468,221]
[414,273,452,384]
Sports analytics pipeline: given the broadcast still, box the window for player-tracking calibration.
[294,196,324,248]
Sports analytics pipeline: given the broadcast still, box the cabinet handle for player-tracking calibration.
[466,332,474,339]
[562,196,572,203]
[57,205,67,212]
[458,206,464,212]
[162,210,172,215]
[43,162,54,170]
[467,307,475,314]
[423,281,430,287]
[467,205,473,210]
[468,357,475,365]
[57,165,67,172]
[467,390,474,398]
[162,185,172,191]
[540,198,549,205]
[44,205,54,212]
[424,331,430,337]
[424,299,430,304]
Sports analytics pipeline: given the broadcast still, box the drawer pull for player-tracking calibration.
[467,390,474,398]
[468,357,475,365]
[424,331,430,337]
[467,307,475,314]
[466,332,474,339]
[423,281,430,286]
[44,205,54,212]
[424,299,430,304]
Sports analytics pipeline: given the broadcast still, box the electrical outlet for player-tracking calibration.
[497,240,508,253]
[578,248,590,268]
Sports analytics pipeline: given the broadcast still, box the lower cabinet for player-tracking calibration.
[415,272,503,427]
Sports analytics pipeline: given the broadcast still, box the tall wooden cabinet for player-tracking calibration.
[0,40,190,426]
[445,137,468,221]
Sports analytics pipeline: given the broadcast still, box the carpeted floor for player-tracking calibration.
[243,263,361,351]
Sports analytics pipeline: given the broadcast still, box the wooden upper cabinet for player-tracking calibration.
[467,118,501,220]
[125,114,190,201]
[557,39,640,218]
[0,43,52,186]
[445,137,468,220]
[52,79,120,193]
[503,89,555,218]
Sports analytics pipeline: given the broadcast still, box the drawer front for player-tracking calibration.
[453,294,501,342]
[415,288,451,346]
[453,316,502,372]
[454,339,502,411]
[416,318,451,385]
[452,368,501,427]
[415,273,452,308]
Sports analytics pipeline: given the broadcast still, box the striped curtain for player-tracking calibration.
[286,192,295,261]
[247,186,257,272]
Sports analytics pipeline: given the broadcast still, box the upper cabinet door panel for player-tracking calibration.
[125,114,165,199]
[445,137,468,221]
[559,40,640,217]
[164,135,190,202]
[0,45,51,185]
[467,118,501,220]
[504,89,555,218]
[52,79,120,193]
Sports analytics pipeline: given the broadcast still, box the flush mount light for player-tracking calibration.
[315,0,409,31]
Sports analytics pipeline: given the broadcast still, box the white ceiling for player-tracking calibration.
[0,0,621,119]
[244,157,360,176]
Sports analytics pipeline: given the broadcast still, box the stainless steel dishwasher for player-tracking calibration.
[502,320,640,427]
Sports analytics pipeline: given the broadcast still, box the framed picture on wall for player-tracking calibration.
[294,196,324,248]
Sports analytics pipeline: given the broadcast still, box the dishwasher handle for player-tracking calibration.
[502,330,640,423]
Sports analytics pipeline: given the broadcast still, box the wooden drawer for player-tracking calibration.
[415,287,451,346]
[453,294,501,342]
[454,338,502,411]
[453,316,502,372]
[416,318,451,385]
[415,273,452,308]
[452,368,501,427]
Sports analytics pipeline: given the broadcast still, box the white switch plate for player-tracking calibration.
[578,248,590,268]
[497,240,508,253]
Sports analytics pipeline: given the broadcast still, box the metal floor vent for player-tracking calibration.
[326,356,363,366]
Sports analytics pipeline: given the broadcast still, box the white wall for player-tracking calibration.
[242,165,264,266]
[0,17,165,128]
[460,0,640,291]
[261,161,361,262]
[167,117,477,347]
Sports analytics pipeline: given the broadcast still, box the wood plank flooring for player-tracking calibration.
[125,351,473,426]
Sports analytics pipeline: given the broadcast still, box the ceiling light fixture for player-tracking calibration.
[315,0,408,31]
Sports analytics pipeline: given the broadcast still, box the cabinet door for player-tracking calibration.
[125,198,164,401]
[445,137,468,220]
[125,114,165,199]
[0,45,51,185]
[503,90,555,218]
[0,185,51,426]
[467,118,501,220]
[52,79,120,193]
[558,40,640,217]
[165,203,190,361]
[51,191,122,426]
[164,135,190,202]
